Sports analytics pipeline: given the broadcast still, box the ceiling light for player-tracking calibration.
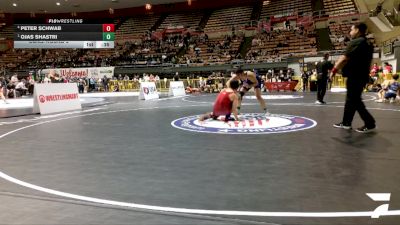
[12,3,17,7]
[145,4,152,10]
[56,2,61,6]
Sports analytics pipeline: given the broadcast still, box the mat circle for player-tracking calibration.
[171,113,317,134]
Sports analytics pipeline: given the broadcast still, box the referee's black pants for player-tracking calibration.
[316,78,327,102]
[342,80,375,127]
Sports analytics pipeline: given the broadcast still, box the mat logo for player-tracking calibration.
[171,113,317,134]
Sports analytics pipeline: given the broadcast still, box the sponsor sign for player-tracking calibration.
[171,113,316,134]
[168,81,186,97]
[33,83,81,114]
[265,81,298,92]
[383,43,393,55]
[139,82,159,100]
[40,67,114,79]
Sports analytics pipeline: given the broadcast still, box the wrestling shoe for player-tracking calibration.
[355,125,376,133]
[315,100,323,105]
[333,122,352,130]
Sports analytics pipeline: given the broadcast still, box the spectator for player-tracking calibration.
[11,74,19,85]
[113,83,120,92]
[27,77,35,95]
[0,76,9,104]
[42,75,51,83]
[383,62,393,74]
[102,75,109,92]
[88,77,96,92]
[301,71,309,92]
[15,79,28,96]
[370,63,379,80]
[78,79,86,93]
[173,72,180,81]
[285,20,291,30]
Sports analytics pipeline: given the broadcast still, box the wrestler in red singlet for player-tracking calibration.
[199,80,240,122]
[213,89,234,117]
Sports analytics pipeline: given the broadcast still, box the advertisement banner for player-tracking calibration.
[33,83,81,115]
[168,81,186,97]
[265,81,298,92]
[41,67,114,79]
[139,82,159,100]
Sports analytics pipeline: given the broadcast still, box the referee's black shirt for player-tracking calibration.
[342,36,373,84]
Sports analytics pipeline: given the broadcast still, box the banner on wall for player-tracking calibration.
[40,67,114,79]
[297,16,313,27]
[265,81,298,92]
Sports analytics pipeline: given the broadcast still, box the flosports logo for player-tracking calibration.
[171,113,317,134]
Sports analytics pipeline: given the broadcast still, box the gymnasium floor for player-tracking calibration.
[0,92,399,225]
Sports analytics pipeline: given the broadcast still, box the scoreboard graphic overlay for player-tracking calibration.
[14,19,115,49]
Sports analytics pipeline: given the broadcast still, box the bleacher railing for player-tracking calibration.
[92,75,348,93]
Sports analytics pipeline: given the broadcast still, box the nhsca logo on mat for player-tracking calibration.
[171,113,317,134]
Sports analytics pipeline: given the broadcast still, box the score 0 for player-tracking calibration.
[102,24,115,32]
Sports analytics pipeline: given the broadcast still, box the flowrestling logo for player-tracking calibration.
[171,113,317,134]
[38,93,79,104]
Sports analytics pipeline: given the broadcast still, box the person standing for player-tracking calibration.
[227,68,268,114]
[331,22,376,133]
[0,76,9,104]
[301,71,309,92]
[78,79,86,94]
[315,53,333,104]
[102,75,109,92]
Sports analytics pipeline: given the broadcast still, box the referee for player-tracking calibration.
[315,53,333,104]
[330,22,376,133]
